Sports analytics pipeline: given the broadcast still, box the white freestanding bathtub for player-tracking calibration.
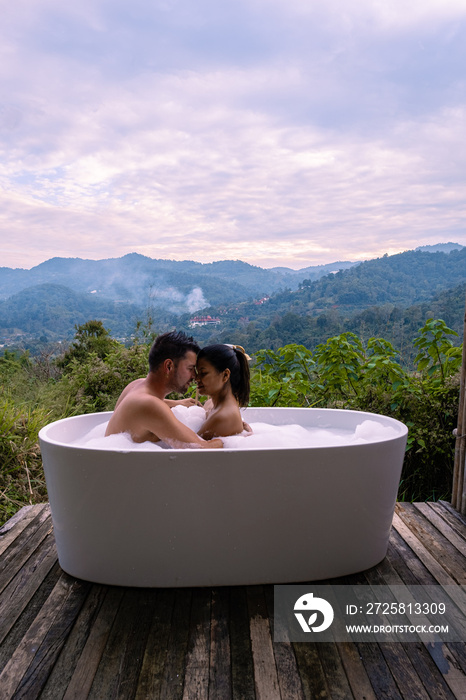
[39,407,407,587]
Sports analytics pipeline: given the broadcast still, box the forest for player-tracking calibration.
[177,281,466,363]
[1,316,463,526]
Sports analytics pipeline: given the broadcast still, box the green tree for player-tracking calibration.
[58,320,119,370]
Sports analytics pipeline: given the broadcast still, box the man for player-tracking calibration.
[105,330,223,449]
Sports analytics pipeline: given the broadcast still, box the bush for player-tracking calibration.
[0,399,50,524]
[64,342,149,413]
[251,319,462,501]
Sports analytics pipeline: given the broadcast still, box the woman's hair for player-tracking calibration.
[148,331,200,372]
[197,344,250,407]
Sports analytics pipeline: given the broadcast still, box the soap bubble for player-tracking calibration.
[73,406,400,451]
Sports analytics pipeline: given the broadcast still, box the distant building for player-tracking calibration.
[189,315,221,328]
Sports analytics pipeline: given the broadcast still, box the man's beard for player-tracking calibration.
[173,374,191,394]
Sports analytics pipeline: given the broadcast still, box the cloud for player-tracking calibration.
[0,0,465,269]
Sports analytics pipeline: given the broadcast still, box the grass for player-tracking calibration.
[0,399,51,526]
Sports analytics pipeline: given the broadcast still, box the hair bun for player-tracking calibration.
[226,344,252,361]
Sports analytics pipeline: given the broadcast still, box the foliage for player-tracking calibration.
[58,320,120,370]
[63,341,149,413]
[412,318,462,384]
[0,283,140,342]
[181,281,466,360]
[0,399,50,523]
[252,344,315,407]
[251,319,462,501]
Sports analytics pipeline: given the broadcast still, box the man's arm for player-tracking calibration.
[164,397,200,408]
[134,396,223,449]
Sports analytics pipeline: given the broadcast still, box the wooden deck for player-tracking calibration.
[0,502,465,699]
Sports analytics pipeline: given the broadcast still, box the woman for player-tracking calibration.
[196,344,251,439]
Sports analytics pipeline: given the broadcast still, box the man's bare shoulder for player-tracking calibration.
[106,383,168,441]
[118,387,167,414]
[115,378,155,408]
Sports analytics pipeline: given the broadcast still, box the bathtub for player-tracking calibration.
[39,407,407,587]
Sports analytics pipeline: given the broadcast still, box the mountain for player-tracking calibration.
[415,242,464,254]
[269,260,359,278]
[173,247,466,355]
[1,246,462,311]
[190,247,466,322]
[0,245,464,349]
[0,255,300,308]
[295,247,466,312]
[0,284,142,342]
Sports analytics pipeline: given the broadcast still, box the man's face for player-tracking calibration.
[172,350,198,393]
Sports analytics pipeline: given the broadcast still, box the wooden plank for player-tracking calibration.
[0,531,58,646]
[334,572,406,698]
[317,642,355,699]
[392,509,466,629]
[371,526,466,699]
[388,527,439,586]
[181,587,211,700]
[229,586,255,700]
[0,562,62,675]
[413,503,466,557]
[378,643,431,700]
[388,531,466,688]
[318,579,377,700]
[356,642,403,700]
[10,576,91,700]
[0,573,84,699]
[336,642,377,700]
[209,587,232,700]
[135,588,176,700]
[392,512,458,586]
[0,507,53,593]
[263,585,304,700]
[55,586,125,700]
[39,584,113,699]
[439,501,466,528]
[402,643,458,700]
[0,505,47,557]
[246,586,280,700]
[359,557,434,700]
[86,588,157,700]
[111,589,158,700]
[158,588,192,700]
[395,504,466,584]
[428,502,466,542]
[293,641,332,699]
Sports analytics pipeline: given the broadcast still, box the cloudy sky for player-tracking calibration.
[1,0,465,270]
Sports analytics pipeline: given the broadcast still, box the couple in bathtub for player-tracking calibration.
[105,330,251,448]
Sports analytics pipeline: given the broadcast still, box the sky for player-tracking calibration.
[1,0,465,271]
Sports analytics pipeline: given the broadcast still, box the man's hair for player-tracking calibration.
[148,331,200,372]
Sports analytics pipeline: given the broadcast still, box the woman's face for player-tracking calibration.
[196,358,229,397]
